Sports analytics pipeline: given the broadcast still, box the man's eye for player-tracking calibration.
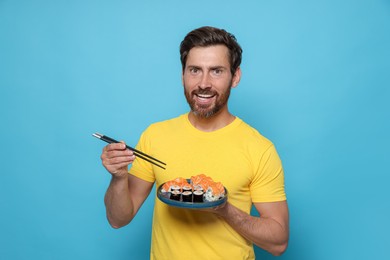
[212,69,222,75]
[190,68,199,73]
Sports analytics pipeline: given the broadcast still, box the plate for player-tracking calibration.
[157,181,228,209]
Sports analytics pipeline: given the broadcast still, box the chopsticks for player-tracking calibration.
[92,132,166,170]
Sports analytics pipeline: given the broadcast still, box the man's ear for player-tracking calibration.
[231,67,241,88]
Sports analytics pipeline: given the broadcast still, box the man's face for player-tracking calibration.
[182,45,240,118]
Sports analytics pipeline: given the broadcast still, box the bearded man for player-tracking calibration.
[99,26,289,260]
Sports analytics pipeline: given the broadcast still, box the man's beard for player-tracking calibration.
[184,84,232,118]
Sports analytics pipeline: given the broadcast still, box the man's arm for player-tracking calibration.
[214,200,289,256]
[104,174,153,228]
[101,142,154,228]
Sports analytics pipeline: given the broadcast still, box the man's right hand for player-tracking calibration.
[101,142,153,229]
[100,142,136,178]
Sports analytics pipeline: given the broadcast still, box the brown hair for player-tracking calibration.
[180,26,242,75]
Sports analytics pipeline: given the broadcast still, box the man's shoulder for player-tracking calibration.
[151,113,185,126]
[236,117,274,147]
[145,114,187,133]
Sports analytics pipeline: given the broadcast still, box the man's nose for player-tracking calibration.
[199,73,212,88]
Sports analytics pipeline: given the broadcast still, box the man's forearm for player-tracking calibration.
[104,175,134,228]
[216,202,289,256]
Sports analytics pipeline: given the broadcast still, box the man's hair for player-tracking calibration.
[180,26,243,75]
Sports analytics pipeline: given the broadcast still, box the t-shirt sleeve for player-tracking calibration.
[128,129,156,183]
[250,144,286,203]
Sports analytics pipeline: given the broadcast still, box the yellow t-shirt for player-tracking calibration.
[129,114,286,260]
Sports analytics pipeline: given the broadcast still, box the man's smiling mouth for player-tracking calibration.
[195,93,215,99]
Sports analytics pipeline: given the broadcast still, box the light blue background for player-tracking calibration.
[1,0,389,259]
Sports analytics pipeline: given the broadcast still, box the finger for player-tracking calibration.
[102,149,135,162]
[104,142,127,152]
[105,154,135,165]
[102,155,135,173]
[106,161,132,173]
[104,149,134,160]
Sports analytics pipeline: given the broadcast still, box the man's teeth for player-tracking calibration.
[197,94,213,98]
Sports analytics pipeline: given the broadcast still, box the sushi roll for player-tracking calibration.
[161,174,225,204]
[171,185,181,192]
[193,190,204,203]
[182,184,192,192]
[170,190,181,201]
[182,191,193,202]
[193,185,203,192]
[204,182,225,202]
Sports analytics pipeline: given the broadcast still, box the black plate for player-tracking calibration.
[157,182,227,209]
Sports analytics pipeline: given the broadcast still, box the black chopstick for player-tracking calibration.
[92,132,166,170]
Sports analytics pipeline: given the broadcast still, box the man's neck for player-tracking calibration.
[188,110,236,132]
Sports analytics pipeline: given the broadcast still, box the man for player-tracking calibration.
[100,26,289,259]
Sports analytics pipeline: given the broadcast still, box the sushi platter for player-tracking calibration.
[157,174,228,209]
